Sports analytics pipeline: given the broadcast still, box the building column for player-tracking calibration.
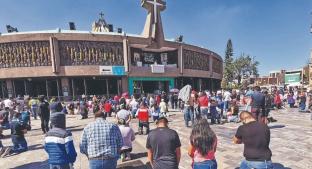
[121,76,128,94]
[61,78,71,97]
[6,80,14,98]
[84,78,87,95]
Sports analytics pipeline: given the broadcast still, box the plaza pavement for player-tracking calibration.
[0,108,311,169]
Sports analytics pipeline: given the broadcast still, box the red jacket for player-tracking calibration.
[137,108,149,122]
[103,103,112,113]
[198,96,209,107]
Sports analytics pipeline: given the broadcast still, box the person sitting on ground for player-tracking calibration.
[188,119,217,169]
[44,111,77,169]
[227,100,240,123]
[20,106,31,131]
[233,111,273,169]
[146,117,181,169]
[2,112,28,157]
[159,99,168,117]
[116,104,131,125]
[118,119,135,162]
[136,102,151,135]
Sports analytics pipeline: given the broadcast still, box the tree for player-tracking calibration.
[233,54,259,85]
[223,39,234,84]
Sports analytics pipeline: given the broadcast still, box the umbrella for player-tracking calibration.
[122,92,129,97]
[178,85,192,102]
[170,88,179,93]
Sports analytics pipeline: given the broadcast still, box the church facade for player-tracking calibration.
[0,0,223,98]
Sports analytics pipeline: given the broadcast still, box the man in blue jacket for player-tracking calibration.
[44,105,77,169]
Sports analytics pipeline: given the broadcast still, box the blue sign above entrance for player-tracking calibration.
[112,66,125,75]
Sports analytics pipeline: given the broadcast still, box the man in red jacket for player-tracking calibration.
[136,102,150,135]
[198,92,209,119]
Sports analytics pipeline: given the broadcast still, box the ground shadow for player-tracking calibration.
[12,160,49,169]
[28,143,44,151]
[131,152,147,160]
[117,160,151,169]
[69,127,84,132]
[273,163,292,169]
[269,125,286,129]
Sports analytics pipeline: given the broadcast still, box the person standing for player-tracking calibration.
[3,97,14,121]
[298,92,306,111]
[80,105,123,169]
[233,111,273,169]
[146,117,181,169]
[29,97,39,120]
[45,111,77,169]
[38,96,50,134]
[199,92,209,119]
[136,102,150,135]
[250,86,265,122]
[188,119,217,169]
[159,99,168,117]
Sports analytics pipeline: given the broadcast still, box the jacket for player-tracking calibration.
[44,128,77,165]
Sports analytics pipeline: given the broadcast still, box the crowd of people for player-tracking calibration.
[0,85,311,169]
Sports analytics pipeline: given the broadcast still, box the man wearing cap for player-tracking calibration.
[44,106,77,169]
[80,105,123,169]
[146,117,181,169]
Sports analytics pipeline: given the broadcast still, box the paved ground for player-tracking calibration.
[0,108,311,169]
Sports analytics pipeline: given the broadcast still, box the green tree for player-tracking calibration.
[233,54,259,85]
[223,39,234,84]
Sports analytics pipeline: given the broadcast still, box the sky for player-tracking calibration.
[0,0,312,75]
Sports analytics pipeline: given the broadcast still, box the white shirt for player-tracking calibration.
[129,100,138,111]
[3,99,13,108]
[224,91,232,102]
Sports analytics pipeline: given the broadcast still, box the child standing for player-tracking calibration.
[150,104,160,122]
[118,119,135,162]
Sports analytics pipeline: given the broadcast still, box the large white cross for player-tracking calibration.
[146,0,164,23]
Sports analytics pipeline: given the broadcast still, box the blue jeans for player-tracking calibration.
[299,103,306,111]
[89,158,118,169]
[240,160,273,169]
[49,164,71,169]
[183,106,194,127]
[200,108,209,119]
[131,109,137,118]
[0,122,10,130]
[31,107,38,119]
[11,135,28,153]
[224,101,230,112]
[193,159,217,169]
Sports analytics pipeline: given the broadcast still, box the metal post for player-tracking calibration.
[84,78,87,95]
[106,79,109,97]
[56,79,60,98]
[24,80,27,95]
[46,80,49,98]
[71,79,75,98]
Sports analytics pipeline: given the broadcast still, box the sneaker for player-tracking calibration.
[1,147,11,158]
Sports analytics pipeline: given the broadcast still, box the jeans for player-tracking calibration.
[50,164,72,169]
[31,107,38,119]
[11,135,28,153]
[183,106,194,127]
[228,115,239,122]
[131,109,137,118]
[200,108,209,119]
[224,101,230,112]
[193,159,217,169]
[89,158,118,169]
[240,160,273,169]
[138,121,149,134]
[299,103,306,111]
[0,122,10,130]
[210,109,220,124]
